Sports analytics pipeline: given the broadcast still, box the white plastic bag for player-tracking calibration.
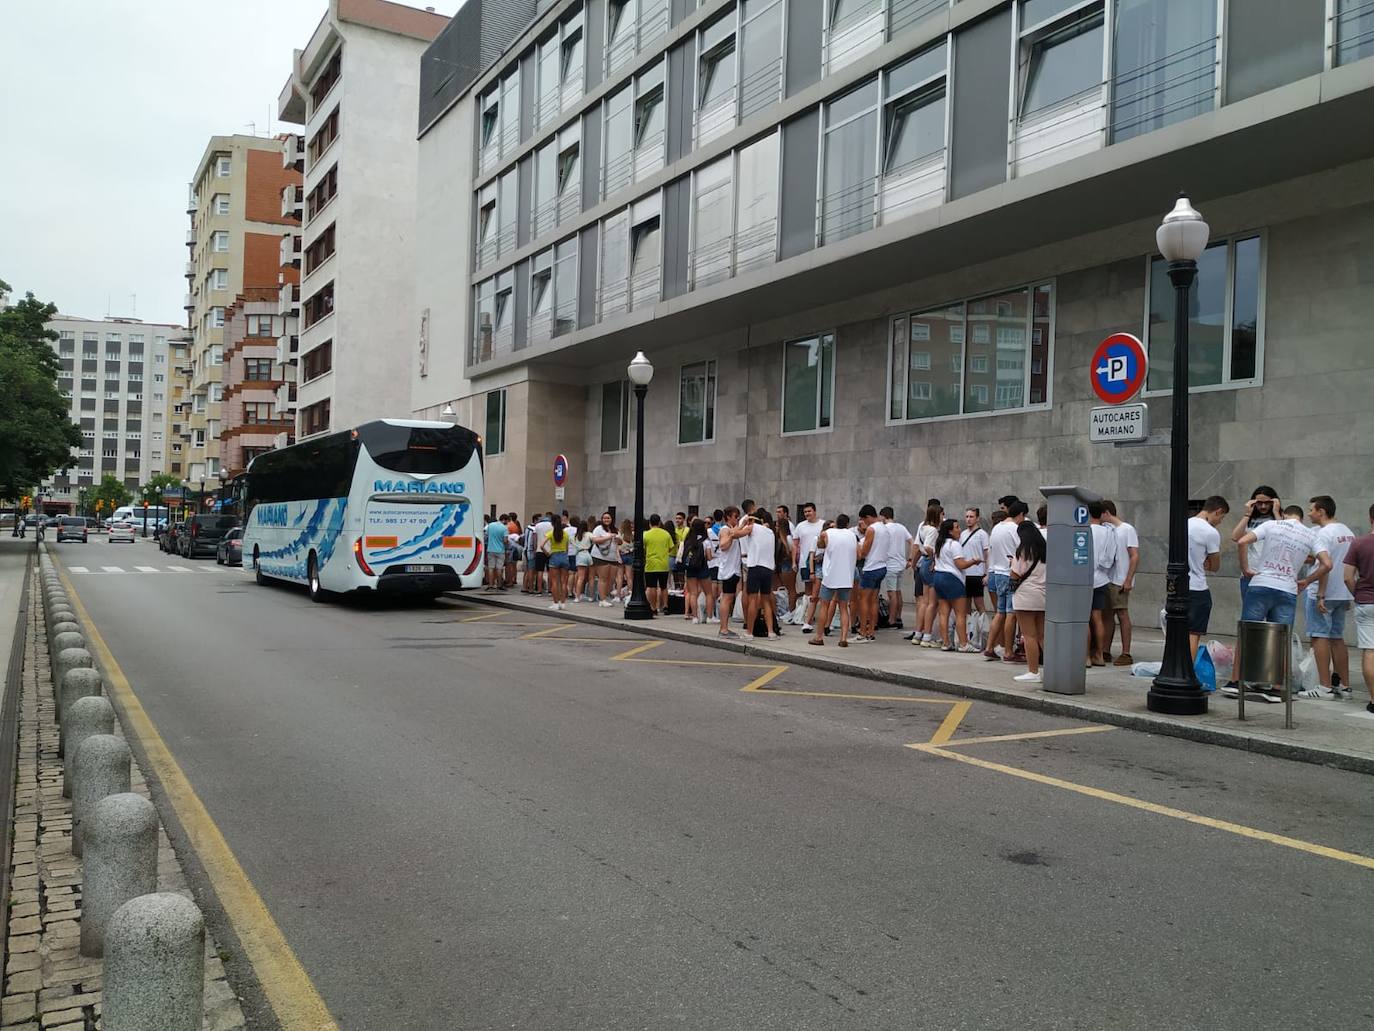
[1206,640,1234,685]
[1131,661,1163,677]
[1295,637,1320,692]
[1159,607,1168,633]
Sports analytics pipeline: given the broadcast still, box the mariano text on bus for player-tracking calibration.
[240,419,485,601]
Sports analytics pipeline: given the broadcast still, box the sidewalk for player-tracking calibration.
[464,589,1374,775]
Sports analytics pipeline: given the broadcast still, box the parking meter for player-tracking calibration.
[1039,485,1102,695]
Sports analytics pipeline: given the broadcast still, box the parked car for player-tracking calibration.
[108,520,136,543]
[55,517,88,543]
[84,517,102,532]
[180,515,238,559]
[216,528,243,566]
[159,521,184,553]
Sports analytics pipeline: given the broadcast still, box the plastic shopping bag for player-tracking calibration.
[1206,640,1234,685]
[1296,639,1320,692]
[1131,661,1163,677]
[1194,645,1217,692]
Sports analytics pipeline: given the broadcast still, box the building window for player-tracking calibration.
[305,223,336,274]
[310,49,342,111]
[213,194,230,215]
[782,333,835,434]
[600,379,630,452]
[243,403,276,425]
[632,62,665,180]
[881,42,947,222]
[887,282,1054,422]
[500,68,520,157]
[734,132,779,275]
[533,140,559,239]
[603,84,634,199]
[1144,233,1264,393]
[536,31,562,131]
[827,0,886,72]
[555,125,581,224]
[479,88,501,174]
[498,167,518,254]
[821,78,879,245]
[560,9,585,109]
[606,0,635,75]
[301,399,331,436]
[678,359,717,444]
[211,307,225,329]
[599,192,662,320]
[484,389,506,456]
[1111,0,1217,144]
[553,238,578,337]
[244,358,274,381]
[246,314,276,337]
[211,268,228,291]
[209,383,223,403]
[696,9,738,144]
[529,251,554,343]
[303,282,335,328]
[476,182,498,268]
[302,340,333,382]
[308,107,340,165]
[1019,2,1105,118]
[692,154,734,288]
[216,155,231,177]
[307,165,338,219]
[212,231,229,252]
[1336,0,1374,65]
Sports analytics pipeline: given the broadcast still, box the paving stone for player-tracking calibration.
[4,952,40,975]
[4,972,40,995]
[7,917,40,936]
[37,1010,81,1029]
[1,993,36,1025]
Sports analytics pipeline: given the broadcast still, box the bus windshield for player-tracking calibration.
[357,423,480,475]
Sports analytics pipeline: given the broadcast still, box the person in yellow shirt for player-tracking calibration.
[642,513,675,615]
[542,516,571,610]
[671,511,689,590]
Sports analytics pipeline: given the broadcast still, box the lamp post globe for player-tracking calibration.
[624,352,655,620]
[1149,194,1211,716]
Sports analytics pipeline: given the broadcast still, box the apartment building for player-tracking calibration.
[42,315,177,510]
[220,296,297,478]
[182,134,302,489]
[413,0,1374,633]
[277,0,450,441]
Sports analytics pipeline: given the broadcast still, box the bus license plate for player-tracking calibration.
[405,564,435,573]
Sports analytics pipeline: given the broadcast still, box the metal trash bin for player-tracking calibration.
[1233,620,1292,728]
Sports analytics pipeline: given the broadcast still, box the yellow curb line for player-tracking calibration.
[55,561,339,1029]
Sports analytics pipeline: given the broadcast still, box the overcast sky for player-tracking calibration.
[0,0,462,327]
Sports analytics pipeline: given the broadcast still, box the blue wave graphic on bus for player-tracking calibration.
[254,498,347,580]
[369,502,470,566]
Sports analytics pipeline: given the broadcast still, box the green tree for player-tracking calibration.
[140,473,181,504]
[89,474,132,514]
[0,279,80,500]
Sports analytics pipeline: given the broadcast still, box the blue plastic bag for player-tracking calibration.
[1194,645,1217,692]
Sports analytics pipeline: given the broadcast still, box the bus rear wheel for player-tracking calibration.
[308,553,326,603]
[253,548,267,586]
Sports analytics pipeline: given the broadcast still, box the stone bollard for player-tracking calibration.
[51,630,85,658]
[62,695,116,799]
[44,591,68,614]
[102,893,205,1031]
[48,608,78,627]
[81,793,158,957]
[51,620,83,639]
[58,668,104,757]
[53,649,94,715]
[71,734,131,858]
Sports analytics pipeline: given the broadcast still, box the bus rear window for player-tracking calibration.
[359,425,478,474]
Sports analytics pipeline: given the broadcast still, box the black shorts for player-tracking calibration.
[1188,589,1212,634]
[685,564,709,580]
[1091,585,1108,611]
[746,567,774,595]
[534,553,549,571]
[645,571,668,589]
[718,573,740,594]
[964,575,984,599]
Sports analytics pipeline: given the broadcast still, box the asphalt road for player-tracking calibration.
[51,537,1374,1030]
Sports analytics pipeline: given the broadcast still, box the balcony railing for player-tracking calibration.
[280,233,301,268]
[282,134,305,169]
[889,0,948,37]
[825,0,885,74]
[1109,35,1218,145]
[695,88,737,147]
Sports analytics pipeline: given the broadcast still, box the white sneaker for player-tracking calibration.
[548,602,559,610]
[599,599,614,608]
[993,644,1006,659]
[1014,671,1043,683]
[801,624,814,633]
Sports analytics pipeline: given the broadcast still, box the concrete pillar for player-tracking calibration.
[58,668,104,756]
[102,893,205,1031]
[50,630,85,658]
[51,620,82,638]
[71,734,131,858]
[62,695,116,799]
[81,793,158,957]
[53,649,94,709]
[47,609,78,629]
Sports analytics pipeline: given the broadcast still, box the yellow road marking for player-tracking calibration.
[520,622,578,638]
[927,701,973,746]
[611,641,665,661]
[460,612,505,622]
[56,564,339,1029]
[938,725,1118,747]
[740,666,788,692]
[747,687,956,703]
[909,742,1374,872]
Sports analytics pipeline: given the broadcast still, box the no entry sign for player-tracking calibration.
[1090,333,1148,404]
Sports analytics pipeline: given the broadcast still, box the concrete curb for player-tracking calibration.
[458,593,1374,777]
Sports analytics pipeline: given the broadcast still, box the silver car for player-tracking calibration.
[108,521,136,543]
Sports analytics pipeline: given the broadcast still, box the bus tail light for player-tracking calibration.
[462,539,482,577]
[354,537,375,577]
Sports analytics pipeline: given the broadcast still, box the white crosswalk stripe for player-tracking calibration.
[166,565,192,572]
[68,566,89,574]
[135,566,160,573]
[101,566,126,573]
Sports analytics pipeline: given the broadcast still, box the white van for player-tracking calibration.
[109,505,169,534]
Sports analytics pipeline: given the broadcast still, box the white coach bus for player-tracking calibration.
[240,419,485,601]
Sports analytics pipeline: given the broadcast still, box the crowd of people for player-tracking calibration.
[478,488,1374,707]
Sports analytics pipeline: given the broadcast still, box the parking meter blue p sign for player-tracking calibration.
[1074,505,1089,526]
[1091,333,1148,404]
[553,454,569,487]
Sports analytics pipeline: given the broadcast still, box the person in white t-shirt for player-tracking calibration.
[914,502,943,646]
[810,513,857,648]
[1087,502,1118,666]
[881,506,912,631]
[1234,504,1314,627]
[732,508,780,640]
[1186,496,1230,659]
[1303,495,1356,696]
[1101,499,1140,666]
[983,501,1026,659]
[855,505,887,642]
[959,508,990,632]
[790,503,824,629]
[714,507,744,638]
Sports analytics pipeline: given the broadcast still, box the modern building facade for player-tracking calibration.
[220,296,297,479]
[414,0,1374,633]
[277,0,450,441]
[43,315,178,510]
[183,134,302,490]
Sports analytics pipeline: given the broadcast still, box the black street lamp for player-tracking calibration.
[200,477,207,515]
[1149,194,1210,716]
[624,351,655,621]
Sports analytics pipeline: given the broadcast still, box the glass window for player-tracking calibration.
[601,380,630,452]
[692,155,734,288]
[533,140,559,237]
[884,86,944,176]
[679,360,717,444]
[500,70,520,155]
[476,183,497,266]
[697,11,738,143]
[828,0,885,72]
[553,237,578,337]
[473,278,496,363]
[607,0,637,74]
[604,84,634,198]
[212,231,229,252]
[821,79,879,245]
[1111,0,1216,143]
[480,89,500,167]
[633,63,666,179]
[561,12,585,107]
[734,131,779,274]
[600,209,631,319]
[629,195,662,309]
[906,303,963,420]
[782,333,835,433]
[537,32,561,130]
[557,125,581,222]
[964,288,1027,413]
[1146,235,1263,392]
[484,389,506,456]
[498,168,518,255]
[740,0,784,120]
[530,249,554,340]
[1020,5,1104,116]
[1336,0,1374,65]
